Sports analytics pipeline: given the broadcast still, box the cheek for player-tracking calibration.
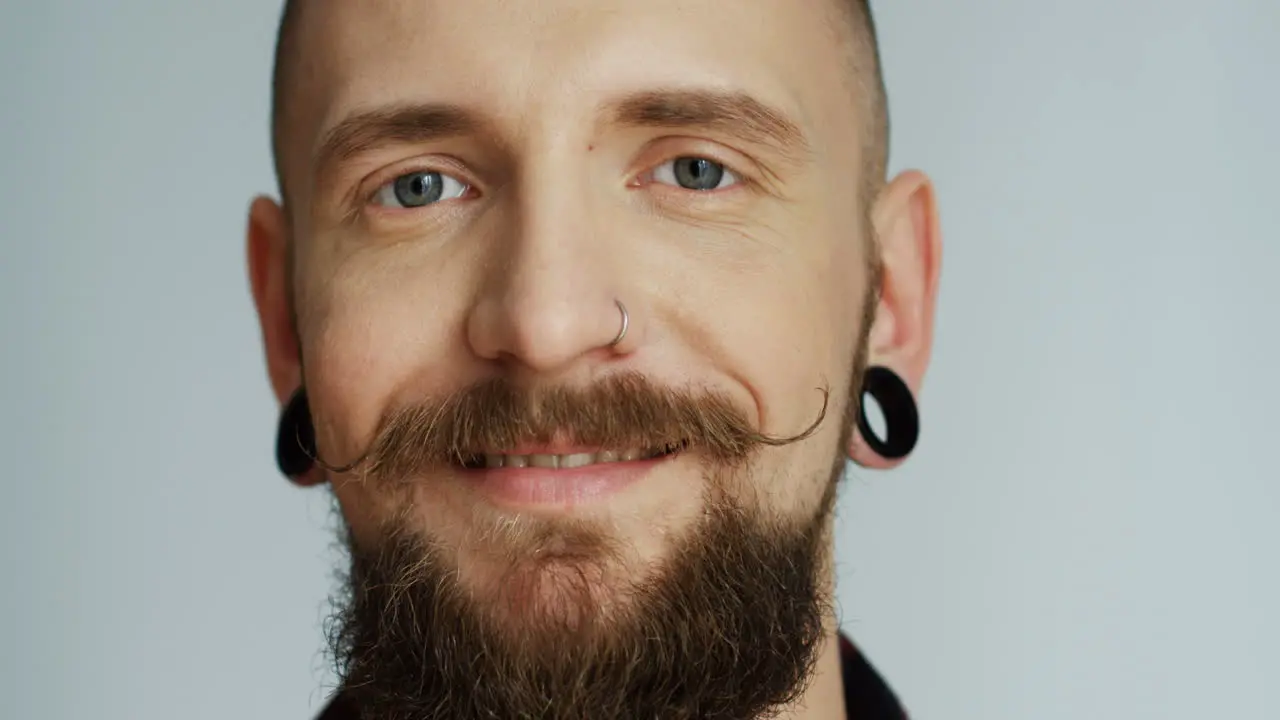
[678,227,860,437]
[686,224,863,513]
[298,253,468,465]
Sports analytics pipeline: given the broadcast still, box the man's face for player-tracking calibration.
[249,0,938,716]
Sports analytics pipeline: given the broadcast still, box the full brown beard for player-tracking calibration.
[319,288,876,719]
[322,375,859,719]
[327,461,845,720]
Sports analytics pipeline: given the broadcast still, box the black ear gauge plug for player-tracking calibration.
[276,388,317,478]
[855,366,920,460]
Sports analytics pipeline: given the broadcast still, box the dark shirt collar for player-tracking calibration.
[316,633,906,719]
[837,634,909,718]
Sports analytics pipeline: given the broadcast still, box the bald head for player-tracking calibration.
[267,0,889,207]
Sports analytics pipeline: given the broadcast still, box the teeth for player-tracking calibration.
[560,453,596,469]
[529,454,557,468]
[474,447,673,469]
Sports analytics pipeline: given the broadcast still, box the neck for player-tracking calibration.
[777,620,847,720]
[781,519,847,720]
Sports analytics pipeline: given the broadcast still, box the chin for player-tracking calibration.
[483,555,629,637]
[449,508,659,634]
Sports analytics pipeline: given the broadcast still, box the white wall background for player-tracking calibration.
[2,1,1276,718]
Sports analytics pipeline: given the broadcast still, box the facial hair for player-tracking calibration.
[319,307,874,718]
[328,474,841,720]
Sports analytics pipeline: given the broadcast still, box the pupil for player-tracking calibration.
[394,172,442,207]
[675,158,724,190]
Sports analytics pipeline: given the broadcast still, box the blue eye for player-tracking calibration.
[653,157,740,191]
[373,171,469,208]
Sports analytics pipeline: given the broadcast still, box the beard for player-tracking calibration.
[326,462,842,720]
[316,285,874,718]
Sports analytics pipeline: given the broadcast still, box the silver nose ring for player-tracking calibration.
[610,299,629,347]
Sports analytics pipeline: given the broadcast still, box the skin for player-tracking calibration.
[246,0,941,717]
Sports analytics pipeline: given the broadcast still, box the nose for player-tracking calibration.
[466,169,634,377]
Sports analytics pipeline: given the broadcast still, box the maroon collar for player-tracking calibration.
[316,633,906,719]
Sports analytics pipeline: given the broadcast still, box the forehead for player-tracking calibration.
[287,0,857,191]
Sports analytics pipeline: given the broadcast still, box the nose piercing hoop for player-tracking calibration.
[610,299,629,347]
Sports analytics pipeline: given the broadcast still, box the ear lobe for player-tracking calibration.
[849,432,905,470]
[246,195,300,406]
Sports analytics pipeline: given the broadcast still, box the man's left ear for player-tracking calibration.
[849,169,943,469]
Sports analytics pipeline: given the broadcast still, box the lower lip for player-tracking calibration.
[462,456,666,508]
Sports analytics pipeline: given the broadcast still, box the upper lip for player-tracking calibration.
[468,440,690,457]
[480,445,615,456]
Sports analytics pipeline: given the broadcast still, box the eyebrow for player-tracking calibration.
[313,103,491,180]
[605,88,812,163]
[312,88,811,182]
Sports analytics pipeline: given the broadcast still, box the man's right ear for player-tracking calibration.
[246,195,299,406]
[247,196,324,486]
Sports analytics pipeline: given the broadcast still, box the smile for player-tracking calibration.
[460,441,689,470]
[457,441,689,507]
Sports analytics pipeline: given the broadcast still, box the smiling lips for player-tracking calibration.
[461,439,690,470]
[470,446,673,470]
[460,441,688,507]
